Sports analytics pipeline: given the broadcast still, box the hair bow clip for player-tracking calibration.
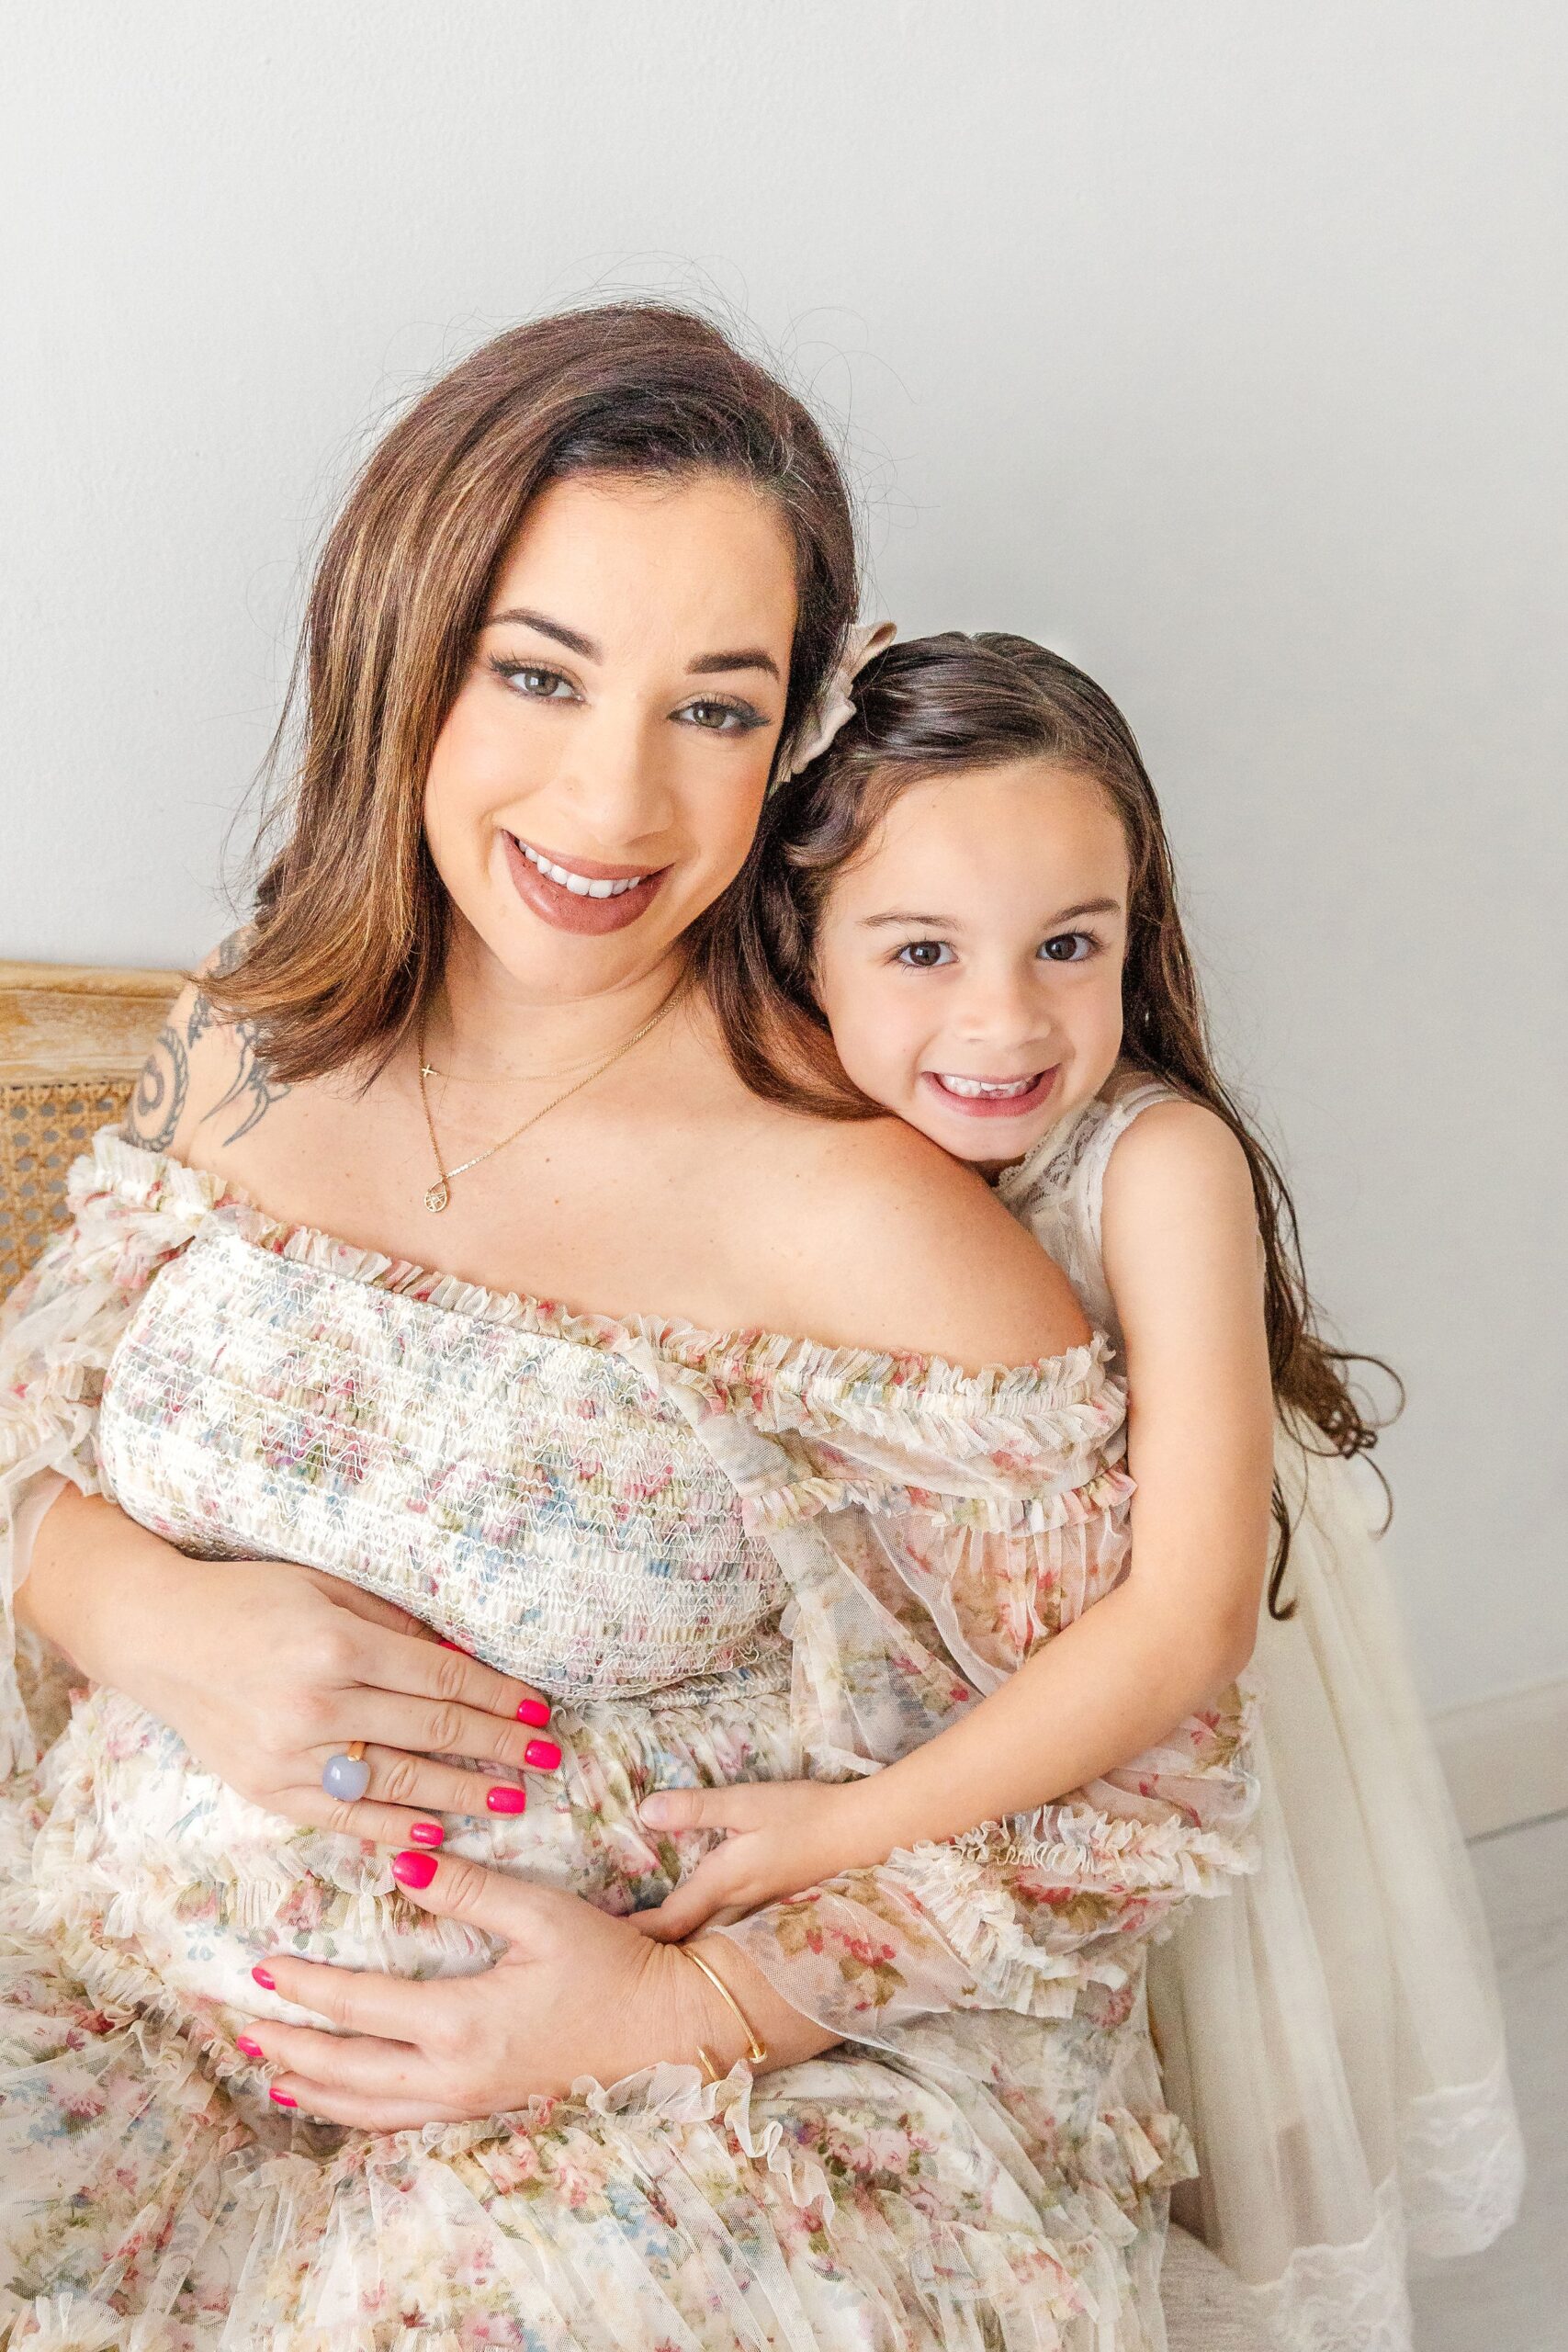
[776,619,897,784]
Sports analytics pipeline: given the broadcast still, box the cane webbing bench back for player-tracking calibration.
[0,961,184,1296]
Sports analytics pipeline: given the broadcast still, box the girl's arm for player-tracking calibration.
[638,1101,1275,1934]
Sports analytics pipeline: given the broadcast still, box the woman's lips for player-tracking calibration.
[502,832,668,935]
[919,1067,1060,1120]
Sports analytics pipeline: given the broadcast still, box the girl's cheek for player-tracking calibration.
[830,996,909,1110]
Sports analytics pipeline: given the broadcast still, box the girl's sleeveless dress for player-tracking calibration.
[998,1072,1526,2352]
[0,1129,1259,2352]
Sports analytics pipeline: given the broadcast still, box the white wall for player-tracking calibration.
[3,1,1563,1717]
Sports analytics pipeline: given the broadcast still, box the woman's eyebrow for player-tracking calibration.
[481,606,780,682]
[686,647,781,680]
[484,606,599,658]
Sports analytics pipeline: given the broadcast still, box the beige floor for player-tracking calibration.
[1408,1809,1566,2351]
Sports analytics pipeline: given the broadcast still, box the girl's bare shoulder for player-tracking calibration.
[1102,1095,1258,1238]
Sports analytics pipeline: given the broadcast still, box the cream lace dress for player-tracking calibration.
[998,1071,1526,2352]
[0,1130,1258,2352]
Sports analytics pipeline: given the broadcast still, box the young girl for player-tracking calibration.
[640,631,1526,2350]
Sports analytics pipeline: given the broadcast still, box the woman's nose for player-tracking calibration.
[555,699,674,849]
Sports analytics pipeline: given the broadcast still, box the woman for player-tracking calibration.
[0,305,1256,2349]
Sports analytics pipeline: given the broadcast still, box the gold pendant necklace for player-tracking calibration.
[415,988,680,1214]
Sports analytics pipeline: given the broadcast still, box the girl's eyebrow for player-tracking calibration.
[860,896,1122,932]
[1046,897,1122,924]
[860,909,963,929]
[483,605,780,680]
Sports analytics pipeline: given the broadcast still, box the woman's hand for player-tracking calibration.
[131,1552,559,1849]
[237,1852,831,2129]
[632,1778,887,1940]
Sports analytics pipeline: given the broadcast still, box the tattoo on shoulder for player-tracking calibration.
[127,1024,189,1151]
[130,931,290,1154]
[182,927,253,1053]
[201,1020,291,1146]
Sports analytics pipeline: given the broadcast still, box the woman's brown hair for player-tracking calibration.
[208,302,860,1081]
[704,630,1400,1618]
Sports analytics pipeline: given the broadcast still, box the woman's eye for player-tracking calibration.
[1039,931,1096,964]
[895,940,954,970]
[679,698,760,733]
[491,659,577,701]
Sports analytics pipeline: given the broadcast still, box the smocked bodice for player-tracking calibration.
[97,1217,786,1702]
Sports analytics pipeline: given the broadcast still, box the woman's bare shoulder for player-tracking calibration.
[122,930,292,1166]
[727,1102,1091,1369]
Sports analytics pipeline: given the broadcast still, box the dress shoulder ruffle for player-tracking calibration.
[69,1126,1135,1540]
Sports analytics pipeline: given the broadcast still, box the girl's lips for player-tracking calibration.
[919,1067,1060,1121]
[502,831,668,935]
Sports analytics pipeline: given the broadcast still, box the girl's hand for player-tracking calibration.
[132,1550,558,1849]
[632,1779,885,1939]
[240,1854,756,2128]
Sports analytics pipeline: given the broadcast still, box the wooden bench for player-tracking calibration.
[0,958,183,1292]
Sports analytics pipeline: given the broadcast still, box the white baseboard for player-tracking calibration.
[1433,1675,1568,1840]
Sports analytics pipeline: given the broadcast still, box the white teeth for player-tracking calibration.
[937,1073,1039,1100]
[516,841,646,896]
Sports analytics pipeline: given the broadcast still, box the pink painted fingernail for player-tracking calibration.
[516,1699,551,1727]
[438,1639,468,1653]
[251,1964,276,1991]
[525,1738,561,1771]
[392,1848,438,1888]
[486,1783,526,1815]
[408,1820,445,1846]
[269,2088,297,2108]
[235,2035,264,2059]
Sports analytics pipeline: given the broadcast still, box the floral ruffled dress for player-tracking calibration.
[0,1131,1256,2352]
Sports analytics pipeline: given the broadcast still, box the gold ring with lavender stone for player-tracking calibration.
[322,1738,369,1801]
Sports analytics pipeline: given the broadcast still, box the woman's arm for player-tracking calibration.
[2,1067,558,1844]
[17,1483,567,1845]
[231,1849,837,2129]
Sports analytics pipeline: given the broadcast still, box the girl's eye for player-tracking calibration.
[895,940,955,970]
[678,697,764,733]
[1039,931,1097,965]
[490,659,578,701]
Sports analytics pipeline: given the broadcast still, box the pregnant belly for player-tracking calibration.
[27,1657,795,2058]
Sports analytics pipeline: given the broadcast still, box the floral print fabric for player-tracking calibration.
[0,1129,1257,2348]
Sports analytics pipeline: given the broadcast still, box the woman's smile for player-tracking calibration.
[502,829,670,934]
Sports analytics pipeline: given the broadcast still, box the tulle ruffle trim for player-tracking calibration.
[888,1800,1258,2018]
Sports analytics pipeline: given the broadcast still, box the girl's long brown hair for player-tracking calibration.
[207,302,860,1082]
[700,631,1400,1618]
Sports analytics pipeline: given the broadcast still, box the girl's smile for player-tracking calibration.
[921,1065,1062,1120]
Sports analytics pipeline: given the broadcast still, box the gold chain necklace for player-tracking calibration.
[415,989,680,1214]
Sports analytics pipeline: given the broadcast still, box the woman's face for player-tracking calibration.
[812,759,1131,1169]
[425,470,798,1002]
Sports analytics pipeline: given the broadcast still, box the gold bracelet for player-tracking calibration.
[678,1941,768,2066]
[694,2043,722,2086]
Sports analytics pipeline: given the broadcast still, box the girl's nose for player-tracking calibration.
[952,970,1044,1045]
